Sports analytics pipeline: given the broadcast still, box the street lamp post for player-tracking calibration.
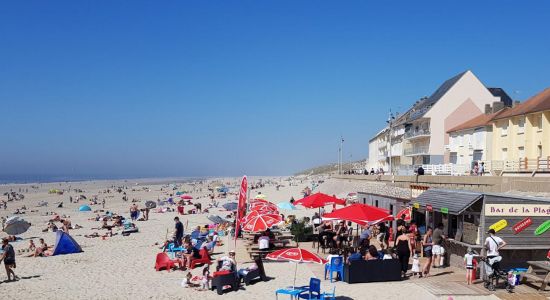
[339,136,344,174]
[386,111,395,175]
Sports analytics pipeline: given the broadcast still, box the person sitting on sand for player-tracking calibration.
[59,218,72,234]
[27,239,36,252]
[33,238,49,257]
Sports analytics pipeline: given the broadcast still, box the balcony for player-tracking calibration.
[404,145,429,156]
[404,128,431,140]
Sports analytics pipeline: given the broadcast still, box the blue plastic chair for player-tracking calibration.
[298,278,321,299]
[324,256,344,282]
[320,287,336,300]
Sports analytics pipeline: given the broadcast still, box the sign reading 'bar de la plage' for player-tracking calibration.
[485,204,550,216]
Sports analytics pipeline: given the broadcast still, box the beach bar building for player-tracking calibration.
[411,189,550,268]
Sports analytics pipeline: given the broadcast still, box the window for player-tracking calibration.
[375,200,379,207]
[502,148,508,160]
[518,146,525,159]
[538,145,543,158]
[538,115,543,131]
[518,117,525,134]
[450,152,458,164]
[389,204,394,215]
[501,123,508,136]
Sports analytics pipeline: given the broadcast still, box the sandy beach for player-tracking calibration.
[0,177,511,300]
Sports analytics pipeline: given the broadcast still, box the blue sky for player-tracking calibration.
[1,1,549,179]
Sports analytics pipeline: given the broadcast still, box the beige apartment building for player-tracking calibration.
[491,88,550,172]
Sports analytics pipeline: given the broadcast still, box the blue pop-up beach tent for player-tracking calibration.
[52,231,83,256]
[79,205,91,211]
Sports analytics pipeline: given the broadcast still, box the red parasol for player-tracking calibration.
[322,203,394,225]
[242,213,282,232]
[294,193,346,209]
[180,195,193,200]
[396,207,412,222]
[267,248,327,288]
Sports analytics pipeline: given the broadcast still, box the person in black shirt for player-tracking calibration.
[174,217,184,246]
[1,238,17,281]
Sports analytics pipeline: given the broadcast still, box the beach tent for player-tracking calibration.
[79,205,92,212]
[52,231,83,256]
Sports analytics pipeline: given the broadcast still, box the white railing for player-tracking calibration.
[421,164,469,176]
[404,129,431,139]
[404,145,429,156]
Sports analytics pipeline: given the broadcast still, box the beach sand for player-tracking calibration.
[0,177,502,299]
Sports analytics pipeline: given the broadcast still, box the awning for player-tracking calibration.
[413,189,482,215]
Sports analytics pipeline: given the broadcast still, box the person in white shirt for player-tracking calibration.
[258,234,270,250]
[485,229,506,257]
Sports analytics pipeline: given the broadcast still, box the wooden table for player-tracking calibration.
[520,261,550,291]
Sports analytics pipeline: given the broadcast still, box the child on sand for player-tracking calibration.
[181,272,193,288]
[464,247,476,285]
[199,266,211,291]
[411,253,421,277]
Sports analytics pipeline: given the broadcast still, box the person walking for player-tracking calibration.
[422,227,434,277]
[432,223,446,268]
[1,238,17,281]
[394,228,413,278]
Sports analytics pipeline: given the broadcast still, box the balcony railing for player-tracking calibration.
[490,157,550,172]
[404,145,429,156]
[404,129,431,139]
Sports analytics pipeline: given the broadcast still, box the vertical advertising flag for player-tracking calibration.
[235,175,248,242]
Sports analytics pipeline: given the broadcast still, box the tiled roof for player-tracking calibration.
[447,109,507,133]
[492,87,550,120]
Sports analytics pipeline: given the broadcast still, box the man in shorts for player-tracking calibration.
[432,223,446,268]
[0,238,17,281]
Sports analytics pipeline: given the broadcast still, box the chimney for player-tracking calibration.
[513,100,521,107]
[492,101,504,113]
[484,104,492,115]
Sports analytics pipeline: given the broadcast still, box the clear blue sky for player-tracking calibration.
[1,1,549,179]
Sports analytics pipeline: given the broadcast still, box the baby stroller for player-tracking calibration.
[479,256,514,292]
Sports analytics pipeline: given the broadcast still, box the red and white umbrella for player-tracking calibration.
[180,195,193,200]
[240,210,271,223]
[242,213,282,232]
[251,205,278,214]
[267,248,327,288]
[396,207,412,222]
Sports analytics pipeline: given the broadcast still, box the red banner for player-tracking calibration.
[235,176,248,241]
[512,217,532,234]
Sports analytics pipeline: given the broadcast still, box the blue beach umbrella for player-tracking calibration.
[79,205,92,212]
[277,202,297,210]
[222,202,238,211]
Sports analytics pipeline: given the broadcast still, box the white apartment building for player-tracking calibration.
[446,103,507,171]
[368,70,512,174]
